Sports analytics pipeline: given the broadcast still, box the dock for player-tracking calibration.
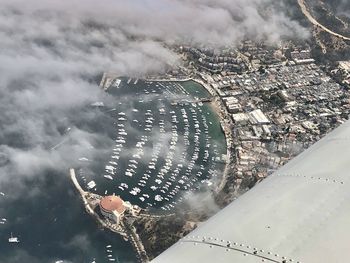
[171,97,212,106]
[99,73,119,91]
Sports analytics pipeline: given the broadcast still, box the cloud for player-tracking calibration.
[0,0,311,212]
[182,189,221,215]
[0,0,309,211]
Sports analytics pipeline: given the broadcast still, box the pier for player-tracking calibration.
[171,97,212,106]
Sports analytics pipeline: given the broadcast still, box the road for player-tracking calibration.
[298,0,350,41]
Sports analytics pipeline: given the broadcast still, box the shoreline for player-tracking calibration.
[189,78,234,195]
[145,77,192,82]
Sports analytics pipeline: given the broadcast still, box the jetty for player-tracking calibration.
[171,97,212,106]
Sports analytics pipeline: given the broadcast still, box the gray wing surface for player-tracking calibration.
[151,120,350,263]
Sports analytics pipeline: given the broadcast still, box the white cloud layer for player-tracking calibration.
[0,0,309,188]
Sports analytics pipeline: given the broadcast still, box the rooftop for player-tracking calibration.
[100,195,126,214]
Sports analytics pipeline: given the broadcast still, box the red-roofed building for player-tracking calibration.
[99,195,128,224]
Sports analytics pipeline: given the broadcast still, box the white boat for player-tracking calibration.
[130,190,137,196]
[87,181,96,189]
[133,187,141,193]
[91,102,104,107]
[155,195,163,202]
[105,168,115,175]
[125,171,133,177]
[104,175,114,180]
[113,79,122,88]
[8,233,19,243]
[106,165,116,170]
[121,183,129,189]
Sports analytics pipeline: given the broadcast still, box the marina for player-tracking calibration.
[69,77,228,261]
[0,77,227,263]
[77,78,227,213]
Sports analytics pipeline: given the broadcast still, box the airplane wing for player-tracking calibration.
[151,120,350,263]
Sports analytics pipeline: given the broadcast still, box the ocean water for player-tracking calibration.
[0,80,226,263]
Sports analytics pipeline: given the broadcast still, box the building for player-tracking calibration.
[99,195,128,225]
[223,97,242,113]
[248,109,270,125]
[232,113,249,124]
[290,49,315,64]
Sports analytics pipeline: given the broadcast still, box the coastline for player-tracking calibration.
[189,78,234,195]
[145,77,191,82]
